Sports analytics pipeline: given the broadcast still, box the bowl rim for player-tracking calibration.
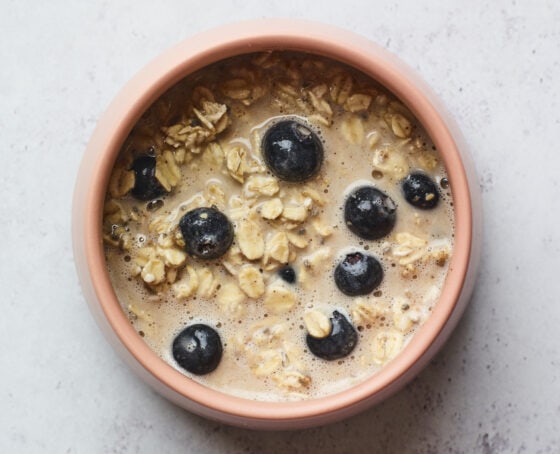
[79,18,473,422]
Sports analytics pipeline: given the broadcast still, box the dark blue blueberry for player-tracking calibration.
[279,266,296,283]
[172,324,222,375]
[306,311,358,360]
[402,173,440,209]
[334,252,383,296]
[179,207,234,260]
[130,155,167,201]
[344,186,396,240]
[262,120,323,182]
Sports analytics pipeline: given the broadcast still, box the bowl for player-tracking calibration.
[72,19,481,430]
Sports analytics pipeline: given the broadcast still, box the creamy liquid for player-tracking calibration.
[104,52,454,401]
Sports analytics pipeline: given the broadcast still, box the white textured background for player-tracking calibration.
[1,0,559,452]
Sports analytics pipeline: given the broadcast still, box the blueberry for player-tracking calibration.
[172,324,222,375]
[306,311,358,360]
[402,173,440,209]
[279,266,296,283]
[179,207,234,260]
[262,120,323,182]
[334,252,383,296]
[130,155,167,201]
[344,186,396,240]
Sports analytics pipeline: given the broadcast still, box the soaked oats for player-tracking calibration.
[104,51,454,401]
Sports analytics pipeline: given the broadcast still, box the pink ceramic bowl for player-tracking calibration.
[72,19,481,430]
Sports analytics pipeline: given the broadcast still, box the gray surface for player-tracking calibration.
[1,0,559,452]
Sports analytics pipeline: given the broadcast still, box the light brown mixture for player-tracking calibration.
[103,51,454,401]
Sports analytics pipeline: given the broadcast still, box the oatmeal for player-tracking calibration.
[103,52,454,401]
